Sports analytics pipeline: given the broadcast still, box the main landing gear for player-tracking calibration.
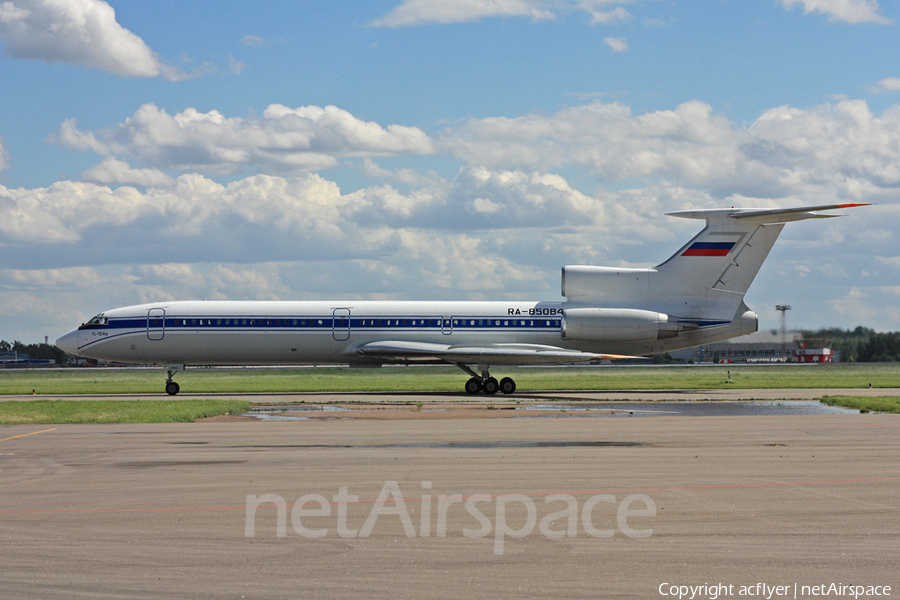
[164,364,184,396]
[458,365,517,395]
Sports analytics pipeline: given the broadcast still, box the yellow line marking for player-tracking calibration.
[0,427,58,442]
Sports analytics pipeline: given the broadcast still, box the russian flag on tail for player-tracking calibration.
[681,242,735,257]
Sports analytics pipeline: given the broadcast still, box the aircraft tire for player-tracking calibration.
[483,377,499,395]
[464,378,481,395]
[165,381,180,396]
[499,377,516,395]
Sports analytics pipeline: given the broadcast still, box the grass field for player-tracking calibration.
[2,365,898,424]
[1,363,899,395]
[0,400,252,425]
[821,396,900,414]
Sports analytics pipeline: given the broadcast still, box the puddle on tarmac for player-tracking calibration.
[392,440,643,448]
[250,405,351,413]
[229,441,644,449]
[245,400,857,421]
[574,400,859,417]
[247,405,348,421]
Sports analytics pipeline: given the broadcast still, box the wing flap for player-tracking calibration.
[356,340,640,365]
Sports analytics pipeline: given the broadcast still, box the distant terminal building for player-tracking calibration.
[0,350,56,367]
[0,351,29,364]
[794,347,834,363]
[668,330,836,364]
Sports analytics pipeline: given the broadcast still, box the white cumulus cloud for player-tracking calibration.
[53,103,435,176]
[581,1,632,24]
[369,0,643,27]
[868,77,900,94]
[442,99,900,204]
[1,166,890,341]
[604,36,628,52]
[780,0,892,24]
[81,157,175,187]
[370,0,555,27]
[0,0,182,78]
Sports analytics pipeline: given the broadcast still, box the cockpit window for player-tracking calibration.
[79,314,109,329]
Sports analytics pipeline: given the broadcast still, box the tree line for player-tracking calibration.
[800,327,900,362]
[0,340,70,364]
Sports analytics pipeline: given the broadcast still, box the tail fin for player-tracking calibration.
[562,203,868,323]
[653,203,869,320]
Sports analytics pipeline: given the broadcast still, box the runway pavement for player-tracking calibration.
[1,402,898,598]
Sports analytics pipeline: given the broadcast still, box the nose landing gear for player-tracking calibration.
[164,364,184,396]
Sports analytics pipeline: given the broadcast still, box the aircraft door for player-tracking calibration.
[332,308,351,341]
[442,316,453,335]
[147,308,165,341]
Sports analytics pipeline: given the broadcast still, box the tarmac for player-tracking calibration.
[1,391,898,598]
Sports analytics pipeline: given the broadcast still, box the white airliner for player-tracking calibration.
[56,203,867,395]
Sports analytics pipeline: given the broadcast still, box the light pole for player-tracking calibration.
[775,304,792,362]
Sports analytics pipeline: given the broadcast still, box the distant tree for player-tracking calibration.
[803,327,900,363]
[800,327,882,362]
[24,343,70,363]
[858,332,900,362]
[0,341,72,364]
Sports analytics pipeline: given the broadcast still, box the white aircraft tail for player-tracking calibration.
[562,203,868,326]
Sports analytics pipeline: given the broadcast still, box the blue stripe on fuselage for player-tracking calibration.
[102,315,564,331]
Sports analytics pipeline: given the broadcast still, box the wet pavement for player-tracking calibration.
[247,399,859,420]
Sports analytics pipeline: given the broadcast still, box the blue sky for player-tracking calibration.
[1,0,898,343]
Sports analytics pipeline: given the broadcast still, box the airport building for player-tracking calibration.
[793,347,835,363]
[669,330,836,364]
[0,351,56,367]
[0,351,28,364]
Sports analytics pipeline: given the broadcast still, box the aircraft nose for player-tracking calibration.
[55,330,81,355]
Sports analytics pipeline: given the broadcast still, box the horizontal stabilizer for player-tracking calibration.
[667,203,871,223]
[356,340,641,365]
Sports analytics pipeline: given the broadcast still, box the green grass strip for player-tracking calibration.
[820,396,900,414]
[0,400,252,425]
[2,363,900,395]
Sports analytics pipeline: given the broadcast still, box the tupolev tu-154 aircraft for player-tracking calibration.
[56,203,867,395]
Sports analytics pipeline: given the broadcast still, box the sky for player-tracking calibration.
[1,0,898,344]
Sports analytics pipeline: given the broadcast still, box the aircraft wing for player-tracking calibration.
[355,340,640,365]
